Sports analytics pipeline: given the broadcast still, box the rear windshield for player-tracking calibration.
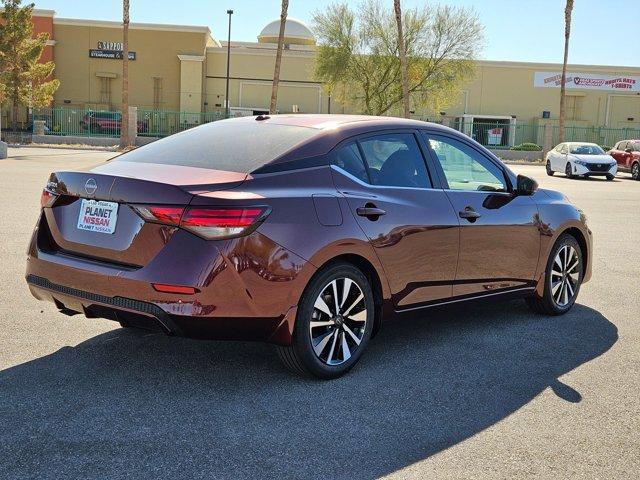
[115,120,318,173]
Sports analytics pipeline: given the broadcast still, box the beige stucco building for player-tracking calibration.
[4,9,639,140]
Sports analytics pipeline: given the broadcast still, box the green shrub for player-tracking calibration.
[509,143,542,151]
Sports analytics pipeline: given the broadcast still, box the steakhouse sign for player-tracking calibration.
[534,72,640,92]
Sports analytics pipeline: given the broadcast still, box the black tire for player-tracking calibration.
[606,174,615,181]
[565,162,574,179]
[277,262,375,379]
[526,233,583,315]
[632,162,640,181]
[546,160,554,176]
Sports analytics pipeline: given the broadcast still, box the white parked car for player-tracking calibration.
[546,142,617,180]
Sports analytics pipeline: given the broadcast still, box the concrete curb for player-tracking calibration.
[502,159,544,166]
[492,149,542,162]
[8,143,118,152]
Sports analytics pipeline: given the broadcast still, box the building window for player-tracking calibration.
[153,77,163,110]
[99,77,112,106]
[566,96,583,121]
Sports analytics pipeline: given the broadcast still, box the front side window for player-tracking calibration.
[425,134,507,192]
[358,133,431,188]
[560,144,569,154]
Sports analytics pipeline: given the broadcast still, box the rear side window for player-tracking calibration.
[358,134,431,188]
[331,143,369,183]
[115,120,318,173]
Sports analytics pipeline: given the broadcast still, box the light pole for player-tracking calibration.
[225,9,233,119]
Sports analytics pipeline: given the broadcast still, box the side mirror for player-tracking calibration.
[516,174,538,196]
[625,148,633,153]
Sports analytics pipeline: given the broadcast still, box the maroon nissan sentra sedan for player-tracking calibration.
[26,115,592,379]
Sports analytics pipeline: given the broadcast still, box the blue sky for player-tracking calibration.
[34,0,639,66]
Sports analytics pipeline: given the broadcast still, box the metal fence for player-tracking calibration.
[457,122,540,149]
[440,120,640,150]
[549,125,640,150]
[414,117,543,149]
[137,109,225,137]
[33,107,118,137]
[31,107,226,139]
[17,108,640,150]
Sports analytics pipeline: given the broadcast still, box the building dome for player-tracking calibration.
[257,18,316,45]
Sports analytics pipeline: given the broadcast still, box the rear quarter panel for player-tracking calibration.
[192,164,391,302]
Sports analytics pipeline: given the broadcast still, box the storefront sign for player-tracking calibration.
[90,42,136,60]
[97,41,123,50]
[534,72,640,91]
[89,49,136,60]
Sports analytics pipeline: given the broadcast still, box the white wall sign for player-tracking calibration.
[97,41,124,51]
[534,72,640,92]
[487,128,503,145]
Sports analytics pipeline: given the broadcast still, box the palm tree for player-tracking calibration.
[558,0,574,143]
[270,0,289,115]
[394,0,410,119]
[120,0,130,148]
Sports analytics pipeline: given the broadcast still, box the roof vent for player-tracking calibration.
[255,114,270,121]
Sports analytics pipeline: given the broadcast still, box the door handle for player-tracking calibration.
[356,204,386,219]
[459,206,481,222]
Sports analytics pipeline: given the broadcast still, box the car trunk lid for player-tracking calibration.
[41,165,247,267]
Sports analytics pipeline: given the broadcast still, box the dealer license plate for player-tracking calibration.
[77,199,119,234]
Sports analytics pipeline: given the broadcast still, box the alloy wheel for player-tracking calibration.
[309,277,367,365]
[632,162,640,180]
[550,245,580,307]
[565,163,573,178]
[546,161,553,175]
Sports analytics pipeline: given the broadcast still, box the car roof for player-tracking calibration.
[226,113,435,130]
[223,114,457,166]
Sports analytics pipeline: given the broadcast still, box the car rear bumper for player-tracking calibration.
[26,271,300,345]
[25,222,313,345]
[26,274,184,334]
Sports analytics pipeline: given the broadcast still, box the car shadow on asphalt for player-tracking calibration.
[0,301,617,479]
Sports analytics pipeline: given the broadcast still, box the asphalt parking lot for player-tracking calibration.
[1,147,638,479]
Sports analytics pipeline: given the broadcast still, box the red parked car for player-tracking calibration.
[81,111,148,134]
[608,140,640,180]
[26,115,592,379]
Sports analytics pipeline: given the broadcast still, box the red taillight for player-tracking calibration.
[181,207,268,239]
[182,208,263,227]
[152,283,199,295]
[40,189,57,208]
[133,205,184,226]
[132,205,269,239]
